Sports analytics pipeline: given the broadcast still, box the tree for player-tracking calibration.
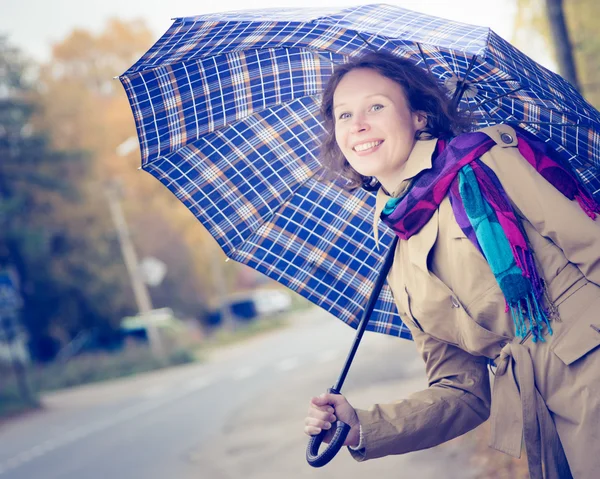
[0,37,94,360]
[36,19,226,323]
[545,0,580,90]
[514,0,600,108]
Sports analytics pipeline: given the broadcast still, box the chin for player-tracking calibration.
[349,162,378,178]
[356,166,383,178]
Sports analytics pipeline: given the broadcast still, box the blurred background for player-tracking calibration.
[0,1,598,478]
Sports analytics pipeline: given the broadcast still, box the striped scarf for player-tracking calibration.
[380,129,600,342]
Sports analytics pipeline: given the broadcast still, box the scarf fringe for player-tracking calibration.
[576,193,600,219]
[509,293,553,343]
[512,245,546,298]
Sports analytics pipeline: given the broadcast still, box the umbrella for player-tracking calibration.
[119,3,600,466]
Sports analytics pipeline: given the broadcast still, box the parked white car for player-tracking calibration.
[251,289,292,316]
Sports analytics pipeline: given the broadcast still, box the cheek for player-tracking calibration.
[334,128,346,151]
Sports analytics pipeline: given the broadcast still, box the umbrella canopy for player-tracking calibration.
[119,4,600,341]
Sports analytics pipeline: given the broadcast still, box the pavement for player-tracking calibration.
[188,310,482,479]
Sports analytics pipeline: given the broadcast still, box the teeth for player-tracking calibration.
[354,141,382,152]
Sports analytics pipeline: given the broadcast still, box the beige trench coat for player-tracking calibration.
[348,124,600,479]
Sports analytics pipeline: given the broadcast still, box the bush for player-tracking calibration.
[30,344,197,392]
[0,365,39,418]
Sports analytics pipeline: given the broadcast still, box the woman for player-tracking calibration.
[303,51,600,479]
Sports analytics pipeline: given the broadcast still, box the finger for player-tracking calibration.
[307,403,335,415]
[305,416,332,428]
[304,425,323,436]
[310,395,329,407]
[304,417,332,436]
[304,426,329,443]
[306,408,336,422]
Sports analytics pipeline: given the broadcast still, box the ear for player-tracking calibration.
[413,111,428,129]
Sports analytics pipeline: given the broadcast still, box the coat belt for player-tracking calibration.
[489,341,572,479]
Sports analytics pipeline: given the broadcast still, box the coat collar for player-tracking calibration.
[372,137,439,245]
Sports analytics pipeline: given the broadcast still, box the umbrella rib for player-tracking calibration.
[452,54,478,106]
[505,121,581,126]
[417,43,434,77]
[356,32,378,52]
[469,78,518,86]
[466,86,524,111]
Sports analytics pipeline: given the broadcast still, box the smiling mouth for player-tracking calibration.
[353,140,383,152]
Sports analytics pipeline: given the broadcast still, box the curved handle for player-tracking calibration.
[306,420,351,467]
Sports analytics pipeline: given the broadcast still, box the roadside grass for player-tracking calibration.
[31,345,196,392]
[0,382,40,419]
[0,345,195,419]
[0,309,299,419]
[202,315,289,350]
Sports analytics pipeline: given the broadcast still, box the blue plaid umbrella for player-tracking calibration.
[119,3,600,344]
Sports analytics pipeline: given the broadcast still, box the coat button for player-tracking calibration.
[451,296,460,308]
[500,132,514,144]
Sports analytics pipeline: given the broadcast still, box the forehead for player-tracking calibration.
[333,68,405,103]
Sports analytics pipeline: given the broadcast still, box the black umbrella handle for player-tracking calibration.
[306,388,351,468]
[306,235,399,468]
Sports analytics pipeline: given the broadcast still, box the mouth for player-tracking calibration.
[353,140,383,153]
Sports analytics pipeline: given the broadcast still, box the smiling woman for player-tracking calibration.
[305,50,600,479]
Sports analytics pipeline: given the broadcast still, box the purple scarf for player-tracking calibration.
[380,128,600,341]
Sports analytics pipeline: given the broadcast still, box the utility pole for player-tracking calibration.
[104,180,164,357]
[545,0,580,91]
[1,313,34,404]
[0,269,34,405]
[210,247,237,332]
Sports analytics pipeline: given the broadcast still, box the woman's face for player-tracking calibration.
[333,68,426,192]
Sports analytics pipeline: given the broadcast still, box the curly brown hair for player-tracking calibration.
[319,51,473,190]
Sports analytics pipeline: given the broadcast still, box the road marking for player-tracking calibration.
[185,376,213,391]
[0,374,215,476]
[276,357,299,371]
[232,366,258,380]
[316,350,341,363]
[29,444,49,456]
[5,457,22,469]
[141,385,168,398]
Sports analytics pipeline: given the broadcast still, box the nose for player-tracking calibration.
[349,113,369,134]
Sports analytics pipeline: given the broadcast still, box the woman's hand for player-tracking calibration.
[303,392,361,447]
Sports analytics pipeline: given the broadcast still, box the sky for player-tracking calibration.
[1,0,519,62]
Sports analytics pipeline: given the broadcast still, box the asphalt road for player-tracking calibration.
[0,308,479,479]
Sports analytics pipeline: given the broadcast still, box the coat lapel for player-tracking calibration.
[406,207,439,274]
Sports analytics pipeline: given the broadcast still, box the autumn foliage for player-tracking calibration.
[2,19,262,361]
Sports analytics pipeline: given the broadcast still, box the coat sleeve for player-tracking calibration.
[481,138,600,287]
[349,326,491,461]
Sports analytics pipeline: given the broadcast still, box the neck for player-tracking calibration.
[377,138,437,195]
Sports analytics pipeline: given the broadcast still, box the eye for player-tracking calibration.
[371,104,384,112]
[338,112,351,120]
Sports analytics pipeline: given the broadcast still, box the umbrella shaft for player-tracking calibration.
[333,236,399,392]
